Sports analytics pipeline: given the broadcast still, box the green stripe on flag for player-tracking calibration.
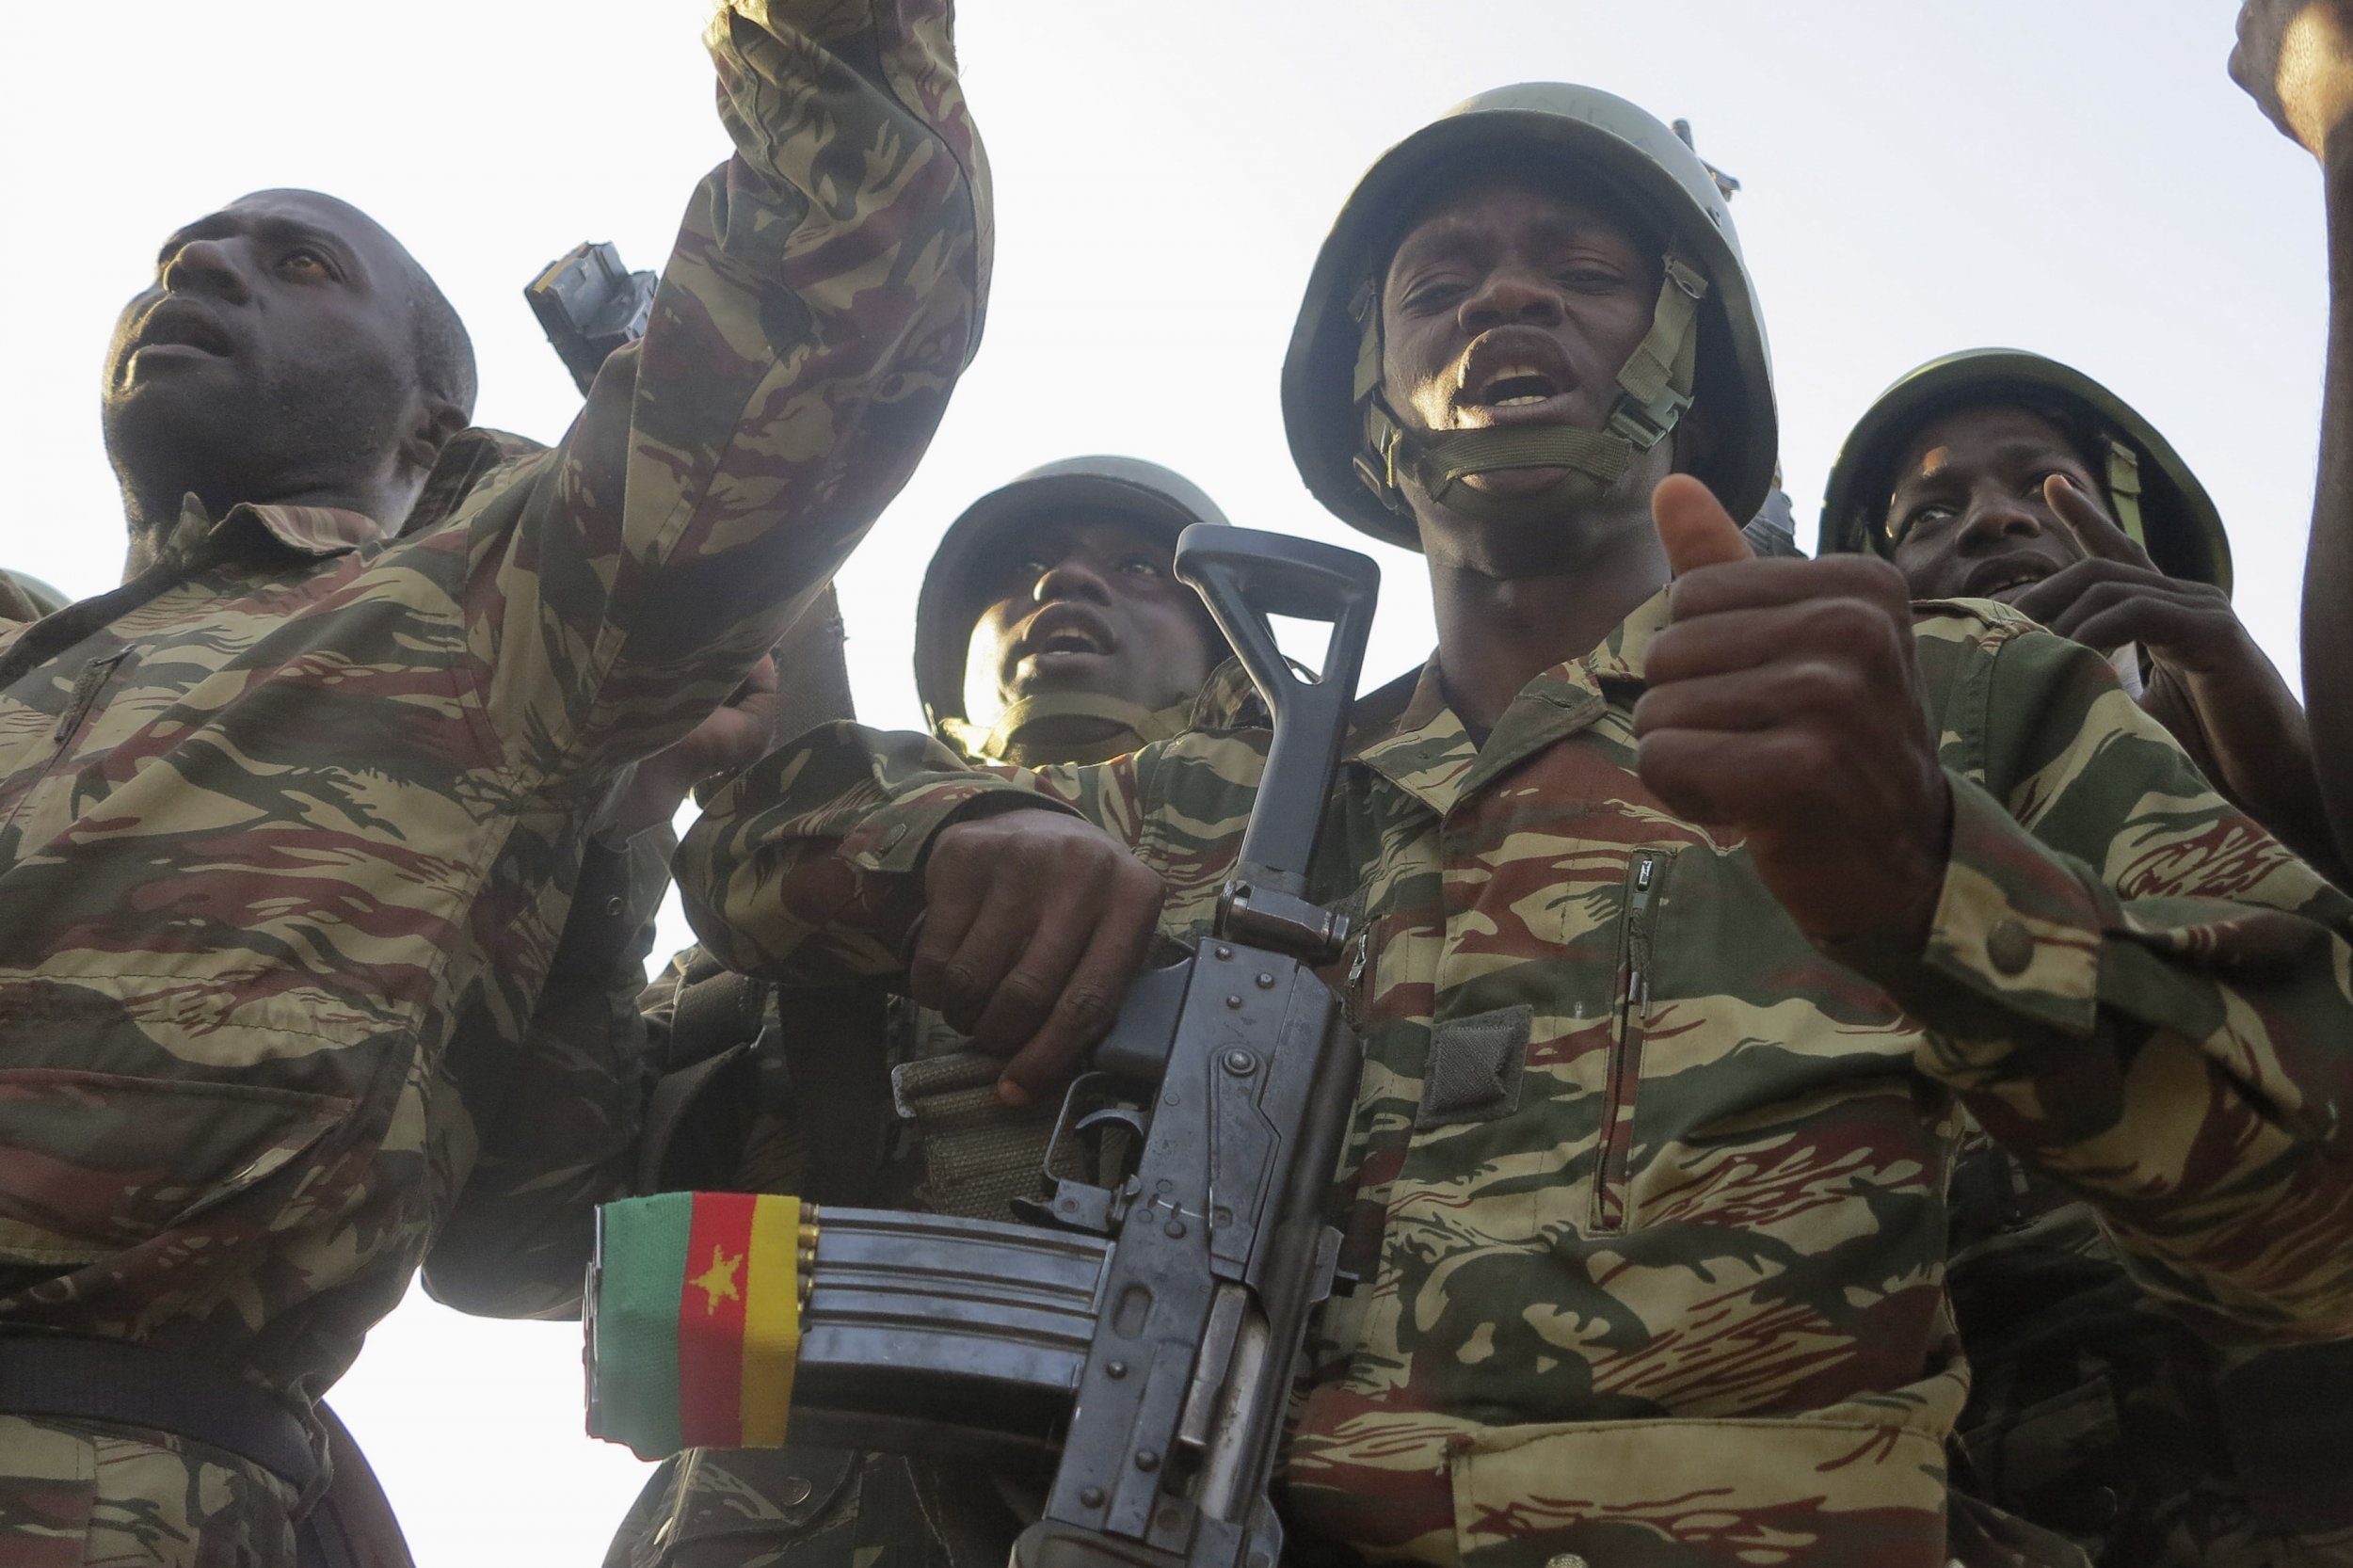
[592,1192,693,1459]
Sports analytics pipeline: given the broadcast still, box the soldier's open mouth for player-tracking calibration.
[1471,370,1561,408]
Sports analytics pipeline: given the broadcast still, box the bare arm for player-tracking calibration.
[2305,136,2353,863]
[2234,0,2353,866]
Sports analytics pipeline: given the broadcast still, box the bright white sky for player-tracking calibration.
[0,1,2330,1562]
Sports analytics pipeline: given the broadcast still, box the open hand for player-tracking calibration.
[913,809,1165,1104]
[1635,475,1953,949]
[2232,0,2353,157]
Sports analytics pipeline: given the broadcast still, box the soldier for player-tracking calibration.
[607,456,1234,1568]
[1818,350,2334,867]
[1819,355,2353,1564]
[0,1,987,1562]
[919,456,1237,768]
[678,84,2353,1568]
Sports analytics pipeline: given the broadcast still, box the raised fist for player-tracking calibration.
[2233,0,2353,158]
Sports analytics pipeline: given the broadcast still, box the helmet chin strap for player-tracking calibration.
[943,690,1186,767]
[1353,256,1709,526]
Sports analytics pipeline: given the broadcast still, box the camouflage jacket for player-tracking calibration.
[678,591,2353,1568]
[0,0,986,1443]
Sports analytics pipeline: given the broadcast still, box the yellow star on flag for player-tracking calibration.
[691,1244,743,1314]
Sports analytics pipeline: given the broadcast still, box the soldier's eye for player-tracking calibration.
[1895,504,1956,543]
[1122,558,1163,580]
[280,248,337,280]
[1401,279,1466,312]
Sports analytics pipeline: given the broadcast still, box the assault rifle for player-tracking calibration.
[587,523,1381,1568]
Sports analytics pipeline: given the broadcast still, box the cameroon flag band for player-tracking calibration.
[586,1192,817,1460]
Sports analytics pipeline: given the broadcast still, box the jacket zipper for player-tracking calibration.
[53,648,131,749]
[1593,849,1662,1236]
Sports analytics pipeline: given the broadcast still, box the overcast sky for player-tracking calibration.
[0,1,2329,1562]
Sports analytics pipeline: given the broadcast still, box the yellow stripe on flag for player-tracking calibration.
[737,1194,803,1447]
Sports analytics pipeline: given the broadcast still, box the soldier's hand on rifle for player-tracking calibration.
[1635,475,1953,950]
[915,810,1167,1105]
[2233,0,2353,157]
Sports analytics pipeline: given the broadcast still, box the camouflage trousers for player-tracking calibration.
[0,1416,297,1568]
[603,1445,1022,1568]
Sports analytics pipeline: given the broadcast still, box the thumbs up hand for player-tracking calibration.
[1635,475,1954,950]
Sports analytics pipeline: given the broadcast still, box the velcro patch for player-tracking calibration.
[1416,1006,1532,1128]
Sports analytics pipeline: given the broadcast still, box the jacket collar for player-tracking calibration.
[1353,586,1671,819]
[168,491,384,565]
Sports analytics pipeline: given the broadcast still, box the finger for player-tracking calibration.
[1652,474,1754,577]
[1636,725,1870,832]
[926,889,1040,1036]
[909,845,990,1008]
[1666,554,1913,624]
[2008,558,2170,626]
[1633,659,1876,740]
[1635,726,1790,826]
[996,873,1163,1105]
[2037,580,2164,648]
[2065,599,2232,661]
[962,896,1097,1056]
[1643,594,1913,689]
[2044,474,2155,569]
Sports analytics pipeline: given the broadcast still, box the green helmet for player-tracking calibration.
[0,568,68,620]
[914,456,1232,756]
[1283,83,1778,551]
[1818,349,2232,594]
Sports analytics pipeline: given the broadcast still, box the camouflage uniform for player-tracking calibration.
[0,0,988,1560]
[678,588,2353,1568]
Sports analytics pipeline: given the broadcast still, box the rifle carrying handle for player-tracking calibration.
[1174,526,1380,898]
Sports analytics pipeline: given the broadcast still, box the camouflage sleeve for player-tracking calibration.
[459,0,989,782]
[1846,610,2353,1344]
[676,721,1152,985]
[420,832,672,1320]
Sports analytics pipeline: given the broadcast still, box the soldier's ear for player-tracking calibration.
[401,395,469,477]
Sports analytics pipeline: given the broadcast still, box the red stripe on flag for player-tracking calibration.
[676,1191,756,1448]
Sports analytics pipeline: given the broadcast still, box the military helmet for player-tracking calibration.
[1283,83,1779,551]
[1818,349,2232,594]
[0,568,69,619]
[913,455,1232,736]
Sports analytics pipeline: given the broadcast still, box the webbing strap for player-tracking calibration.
[889,1049,1067,1222]
[1408,423,1636,496]
[1353,251,1709,512]
[1609,256,1709,448]
[965,691,1183,765]
[2105,440,2150,552]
